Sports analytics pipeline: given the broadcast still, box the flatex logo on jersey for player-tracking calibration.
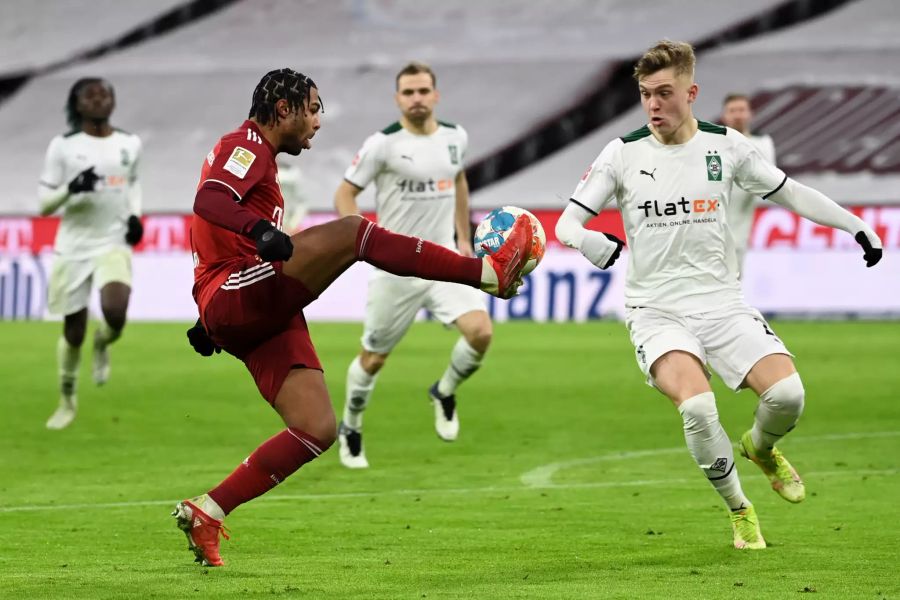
[396,178,454,200]
[638,197,720,229]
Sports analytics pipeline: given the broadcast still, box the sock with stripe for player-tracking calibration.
[679,392,749,511]
[208,428,327,515]
[437,337,484,397]
[355,219,482,288]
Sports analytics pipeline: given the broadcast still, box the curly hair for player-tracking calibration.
[248,68,321,126]
[65,78,114,130]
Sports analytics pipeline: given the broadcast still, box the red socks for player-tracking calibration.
[208,428,326,515]
[355,219,482,288]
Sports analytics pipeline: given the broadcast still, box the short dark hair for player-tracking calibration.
[722,93,751,106]
[65,78,114,130]
[248,68,320,126]
[395,62,436,90]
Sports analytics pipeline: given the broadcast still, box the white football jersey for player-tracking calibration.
[344,121,467,249]
[571,121,786,315]
[39,130,142,259]
[727,133,776,268]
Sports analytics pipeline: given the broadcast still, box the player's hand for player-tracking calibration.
[600,233,625,269]
[855,230,883,267]
[186,319,221,357]
[249,219,293,262]
[68,166,101,194]
[125,215,144,246]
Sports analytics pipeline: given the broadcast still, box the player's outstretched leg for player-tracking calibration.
[739,373,806,503]
[429,312,491,442]
[281,215,532,300]
[679,390,764,549]
[172,368,335,566]
[92,282,130,385]
[47,311,86,430]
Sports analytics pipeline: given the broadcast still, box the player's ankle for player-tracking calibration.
[479,260,499,294]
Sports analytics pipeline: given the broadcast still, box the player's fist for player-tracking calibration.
[68,166,101,194]
[855,230,883,268]
[250,219,293,262]
[125,215,144,246]
[600,233,625,269]
[187,319,220,357]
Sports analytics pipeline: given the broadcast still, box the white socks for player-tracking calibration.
[679,392,749,511]
[751,373,805,452]
[343,356,376,430]
[57,336,80,396]
[437,337,484,397]
[193,494,225,521]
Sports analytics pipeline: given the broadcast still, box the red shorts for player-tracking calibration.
[202,257,321,404]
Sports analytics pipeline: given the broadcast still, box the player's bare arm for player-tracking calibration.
[334,179,363,216]
[454,170,474,257]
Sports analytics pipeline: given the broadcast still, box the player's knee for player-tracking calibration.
[307,412,337,449]
[760,373,805,418]
[464,325,492,354]
[678,392,719,433]
[360,351,388,374]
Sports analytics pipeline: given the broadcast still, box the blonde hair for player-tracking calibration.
[633,40,696,81]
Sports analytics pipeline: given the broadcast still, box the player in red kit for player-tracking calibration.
[172,68,533,567]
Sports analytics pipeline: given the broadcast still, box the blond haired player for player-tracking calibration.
[720,93,777,274]
[334,62,492,468]
[556,40,882,549]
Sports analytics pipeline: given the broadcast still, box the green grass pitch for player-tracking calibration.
[1,320,898,599]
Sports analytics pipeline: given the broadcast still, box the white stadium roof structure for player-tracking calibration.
[0,0,796,214]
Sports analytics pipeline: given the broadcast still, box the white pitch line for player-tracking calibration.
[519,430,900,488]
[0,432,896,514]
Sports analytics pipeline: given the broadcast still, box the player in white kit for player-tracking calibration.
[555,41,883,549]
[720,93,777,275]
[38,78,144,430]
[334,62,491,468]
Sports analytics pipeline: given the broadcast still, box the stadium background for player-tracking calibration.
[0,0,898,321]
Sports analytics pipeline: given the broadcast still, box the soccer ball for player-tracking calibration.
[473,206,546,275]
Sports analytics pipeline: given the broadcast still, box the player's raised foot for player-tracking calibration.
[172,497,229,567]
[92,330,110,386]
[46,392,77,430]
[429,382,459,442]
[338,421,369,469]
[739,430,805,503]
[730,504,766,550]
[481,214,533,299]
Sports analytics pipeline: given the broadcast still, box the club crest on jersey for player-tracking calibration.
[120,149,130,166]
[448,144,459,165]
[224,146,256,179]
[705,152,722,181]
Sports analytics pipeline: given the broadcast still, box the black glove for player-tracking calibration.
[601,233,625,269]
[187,319,220,357]
[125,215,143,246]
[855,231,882,268]
[249,219,293,262]
[68,166,101,194]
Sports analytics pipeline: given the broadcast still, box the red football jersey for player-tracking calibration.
[191,120,285,312]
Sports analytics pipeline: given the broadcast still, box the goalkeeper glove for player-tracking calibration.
[68,166,101,194]
[855,231,883,268]
[125,215,143,246]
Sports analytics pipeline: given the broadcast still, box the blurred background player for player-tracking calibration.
[175,68,532,567]
[38,77,143,430]
[556,40,883,550]
[276,158,310,232]
[334,62,491,469]
[720,93,777,274]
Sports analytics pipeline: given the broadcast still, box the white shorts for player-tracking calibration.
[361,272,487,354]
[47,247,132,316]
[625,303,791,391]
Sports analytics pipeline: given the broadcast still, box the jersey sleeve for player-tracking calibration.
[201,135,267,201]
[343,132,385,189]
[732,130,786,199]
[570,139,622,214]
[38,136,66,189]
